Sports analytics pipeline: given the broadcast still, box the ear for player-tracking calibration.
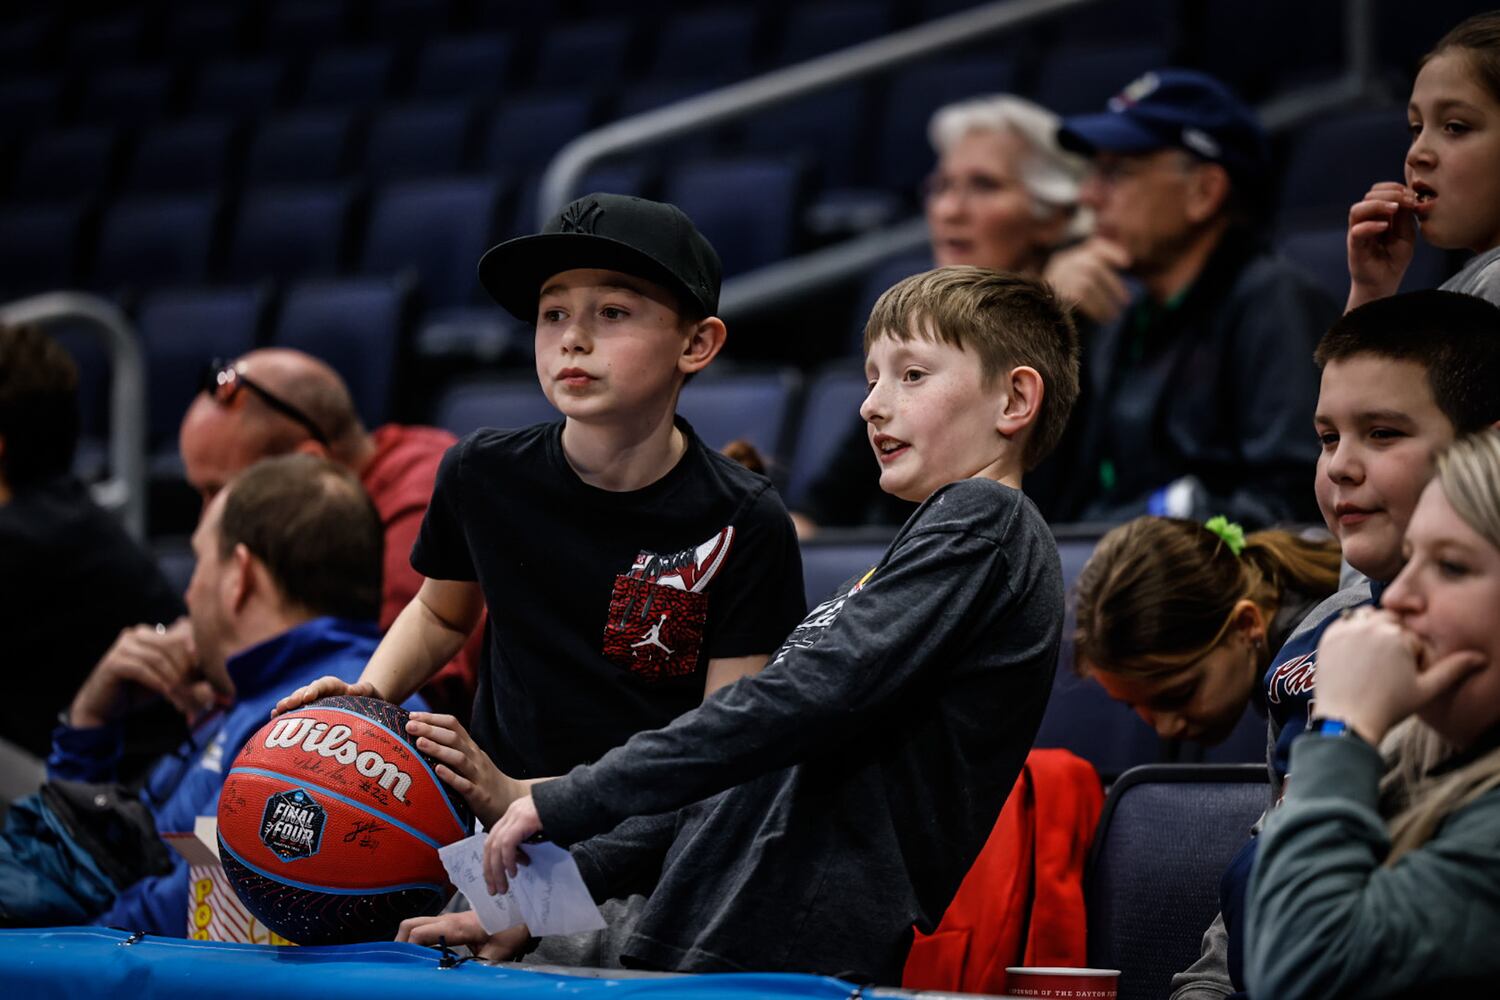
[679,316,728,376]
[227,542,256,613]
[1184,163,1232,224]
[995,365,1044,441]
[1229,598,1267,646]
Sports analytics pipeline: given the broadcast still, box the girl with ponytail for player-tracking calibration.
[1073,516,1341,744]
[1246,428,1500,998]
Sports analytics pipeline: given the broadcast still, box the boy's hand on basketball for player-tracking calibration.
[484,796,542,895]
[406,711,517,826]
[1347,181,1419,311]
[271,675,384,717]
[70,618,202,728]
[1043,236,1132,326]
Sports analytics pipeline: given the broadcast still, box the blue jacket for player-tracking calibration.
[43,617,419,935]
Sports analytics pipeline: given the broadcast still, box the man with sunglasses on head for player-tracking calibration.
[1046,69,1335,529]
[177,348,480,719]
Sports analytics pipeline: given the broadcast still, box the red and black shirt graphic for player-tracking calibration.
[603,526,735,683]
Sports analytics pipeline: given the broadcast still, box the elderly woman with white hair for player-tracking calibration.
[792,94,1114,539]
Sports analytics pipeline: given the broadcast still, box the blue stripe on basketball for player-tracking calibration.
[218,836,443,896]
[228,766,442,850]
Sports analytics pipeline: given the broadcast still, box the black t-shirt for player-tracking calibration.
[0,476,184,757]
[412,419,807,778]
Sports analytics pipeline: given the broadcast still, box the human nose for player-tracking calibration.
[1382,559,1424,617]
[1141,708,1187,740]
[859,378,886,424]
[558,318,591,354]
[1324,438,1362,484]
[1079,171,1107,210]
[1406,126,1436,173]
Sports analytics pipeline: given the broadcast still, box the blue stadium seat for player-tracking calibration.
[430,378,557,437]
[664,158,804,276]
[775,0,893,65]
[9,125,121,203]
[479,93,596,172]
[271,277,408,428]
[263,0,350,55]
[365,0,451,42]
[799,534,891,606]
[163,3,248,59]
[0,14,54,78]
[848,249,932,347]
[1277,225,1454,305]
[360,177,502,306]
[363,101,475,182]
[51,321,113,471]
[92,194,220,292]
[1196,0,1343,103]
[189,58,288,119]
[645,8,759,83]
[741,84,868,187]
[135,286,268,451]
[785,365,869,510]
[1279,108,1411,228]
[414,307,523,364]
[299,45,394,107]
[123,119,238,195]
[0,202,87,297]
[1031,42,1170,116]
[409,34,513,100]
[74,65,178,127]
[579,161,654,200]
[677,369,802,464]
[62,13,144,70]
[0,77,60,144]
[1086,765,1271,1000]
[877,54,1018,191]
[244,109,358,186]
[531,18,634,89]
[152,537,197,598]
[1051,0,1177,44]
[226,184,358,283]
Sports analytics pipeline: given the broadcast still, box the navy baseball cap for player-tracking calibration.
[478,193,722,322]
[1057,69,1269,184]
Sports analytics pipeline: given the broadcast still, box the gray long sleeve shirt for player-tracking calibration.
[532,479,1063,984]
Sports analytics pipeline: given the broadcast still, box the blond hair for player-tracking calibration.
[1383,429,1500,862]
[863,266,1079,470]
[1075,517,1341,678]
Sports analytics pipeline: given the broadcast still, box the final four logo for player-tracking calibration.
[260,788,326,861]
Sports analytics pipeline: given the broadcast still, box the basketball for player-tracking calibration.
[216,696,475,945]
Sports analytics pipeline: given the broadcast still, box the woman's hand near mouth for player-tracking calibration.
[1346,181,1421,312]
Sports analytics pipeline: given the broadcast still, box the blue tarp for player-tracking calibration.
[0,928,863,999]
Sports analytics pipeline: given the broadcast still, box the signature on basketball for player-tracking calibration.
[344,819,386,849]
[265,717,414,803]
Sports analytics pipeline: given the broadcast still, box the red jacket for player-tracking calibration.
[903,748,1103,994]
[362,424,483,719]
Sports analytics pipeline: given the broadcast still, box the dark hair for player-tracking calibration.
[1315,290,1500,434]
[1075,517,1341,678]
[0,324,80,489]
[1423,11,1500,105]
[863,267,1080,469]
[219,454,382,620]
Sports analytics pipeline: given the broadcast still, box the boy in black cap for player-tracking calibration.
[277,194,806,819]
[1045,69,1336,529]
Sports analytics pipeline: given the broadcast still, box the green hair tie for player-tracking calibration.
[1205,515,1246,557]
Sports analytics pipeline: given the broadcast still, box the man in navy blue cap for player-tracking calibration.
[1046,69,1335,529]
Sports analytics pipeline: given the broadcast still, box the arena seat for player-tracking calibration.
[531,18,635,89]
[409,34,514,100]
[645,8,760,84]
[9,125,121,203]
[847,249,932,349]
[784,364,868,511]
[263,0,350,56]
[75,65,178,128]
[1278,107,1411,229]
[664,157,804,277]
[226,183,359,283]
[271,277,408,429]
[189,58,289,119]
[360,176,502,307]
[62,12,145,70]
[162,3,247,60]
[244,109,358,186]
[1031,41,1171,115]
[363,100,476,182]
[1086,764,1271,1000]
[299,45,395,108]
[93,193,220,292]
[479,93,597,172]
[1278,224,1453,305]
[136,286,268,454]
[124,119,239,195]
[677,369,802,467]
[365,0,451,44]
[429,377,556,437]
[775,1,893,66]
[876,54,1018,192]
[0,77,60,145]
[0,201,87,298]
[741,84,869,188]
[799,534,891,606]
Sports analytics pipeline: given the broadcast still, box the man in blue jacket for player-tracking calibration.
[0,454,422,933]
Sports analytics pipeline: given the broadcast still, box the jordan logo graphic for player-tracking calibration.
[630,614,674,655]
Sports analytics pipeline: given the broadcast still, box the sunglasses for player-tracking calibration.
[200,359,329,447]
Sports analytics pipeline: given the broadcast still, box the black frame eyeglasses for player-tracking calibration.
[200,359,330,447]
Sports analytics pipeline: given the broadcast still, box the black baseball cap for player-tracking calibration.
[478,193,722,322]
[1057,69,1269,185]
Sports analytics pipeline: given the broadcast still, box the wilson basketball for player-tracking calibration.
[217,696,475,945]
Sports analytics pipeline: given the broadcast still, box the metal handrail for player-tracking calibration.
[0,292,146,540]
[537,0,1097,225]
[541,0,1388,322]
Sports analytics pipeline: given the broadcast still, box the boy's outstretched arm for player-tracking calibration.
[272,577,482,715]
